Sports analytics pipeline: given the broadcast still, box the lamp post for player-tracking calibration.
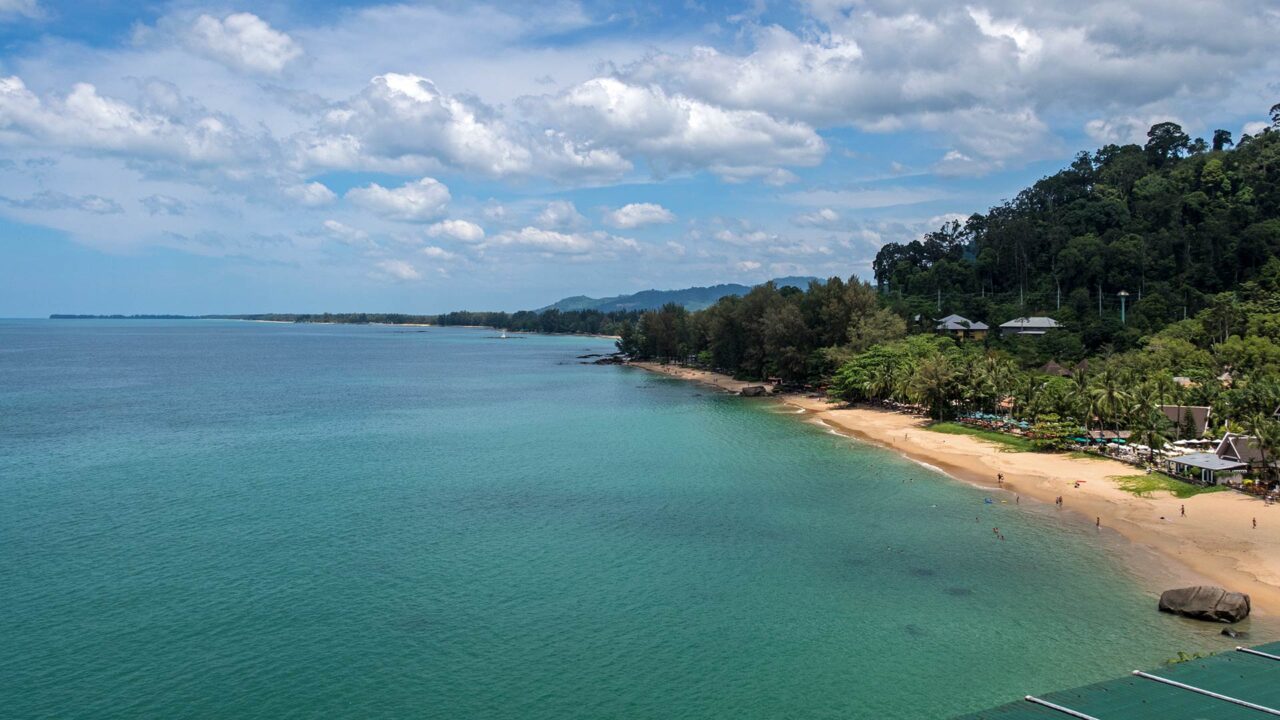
[1118,290,1130,325]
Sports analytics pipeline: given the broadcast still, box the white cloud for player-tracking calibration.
[1084,114,1180,146]
[735,260,762,272]
[530,77,826,180]
[426,219,485,242]
[604,202,675,228]
[420,245,459,260]
[488,226,596,254]
[535,200,585,230]
[300,73,630,180]
[346,177,450,221]
[374,259,421,281]
[792,207,839,227]
[140,194,186,216]
[0,0,40,20]
[485,227,640,256]
[186,13,302,74]
[1243,121,1269,136]
[284,181,336,207]
[0,76,258,166]
[323,219,371,246]
[5,190,123,214]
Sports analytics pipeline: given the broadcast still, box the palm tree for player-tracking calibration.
[1089,364,1132,433]
[1131,405,1173,463]
[911,354,958,420]
[1244,413,1280,484]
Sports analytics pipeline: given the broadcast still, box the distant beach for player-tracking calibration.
[632,361,1280,619]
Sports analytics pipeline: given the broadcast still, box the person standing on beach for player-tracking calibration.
[1181,504,1185,517]
[1096,517,1101,529]
[1254,517,1258,529]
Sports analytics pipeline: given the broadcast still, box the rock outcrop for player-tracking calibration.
[739,385,768,397]
[1158,586,1251,623]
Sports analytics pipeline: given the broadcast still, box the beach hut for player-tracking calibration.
[1159,404,1211,438]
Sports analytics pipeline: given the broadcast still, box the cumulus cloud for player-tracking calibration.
[284,182,336,207]
[0,76,261,167]
[486,227,639,256]
[186,13,302,74]
[426,218,485,242]
[298,73,629,180]
[530,77,825,180]
[373,258,421,281]
[535,200,585,230]
[603,202,675,228]
[345,177,450,221]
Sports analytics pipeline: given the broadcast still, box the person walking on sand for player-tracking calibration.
[997,473,1004,486]
[1181,504,1185,518]
[1096,516,1101,529]
[1254,517,1258,530]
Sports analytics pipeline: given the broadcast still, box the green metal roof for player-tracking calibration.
[954,642,1280,719]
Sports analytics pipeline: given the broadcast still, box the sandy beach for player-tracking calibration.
[632,361,1280,620]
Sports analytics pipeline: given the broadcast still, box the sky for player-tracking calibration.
[0,0,1277,316]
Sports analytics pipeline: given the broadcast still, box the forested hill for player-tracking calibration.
[539,277,818,313]
[874,120,1280,353]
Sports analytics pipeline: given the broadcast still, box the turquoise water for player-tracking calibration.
[0,320,1228,718]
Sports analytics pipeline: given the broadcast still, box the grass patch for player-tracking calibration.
[1113,473,1230,499]
[927,422,1036,452]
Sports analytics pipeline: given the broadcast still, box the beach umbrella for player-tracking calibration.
[1113,439,1127,444]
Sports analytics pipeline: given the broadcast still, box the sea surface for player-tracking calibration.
[0,320,1231,719]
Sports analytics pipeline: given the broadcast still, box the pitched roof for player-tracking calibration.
[999,316,1062,329]
[1217,433,1268,464]
[1159,405,1211,435]
[935,314,989,331]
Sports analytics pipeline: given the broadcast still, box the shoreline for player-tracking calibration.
[631,361,1280,626]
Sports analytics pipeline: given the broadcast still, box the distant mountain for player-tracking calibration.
[539,276,820,313]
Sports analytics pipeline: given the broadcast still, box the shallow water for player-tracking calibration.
[0,320,1231,718]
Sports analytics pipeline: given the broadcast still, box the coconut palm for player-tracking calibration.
[1089,363,1132,433]
[1131,404,1174,463]
[911,353,958,420]
[1244,413,1280,483]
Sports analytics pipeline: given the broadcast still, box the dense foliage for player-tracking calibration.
[874,118,1280,357]
[616,116,1280,470]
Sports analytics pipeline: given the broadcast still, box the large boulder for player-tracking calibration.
[1158,586,1251,623]
[739,385,768,397]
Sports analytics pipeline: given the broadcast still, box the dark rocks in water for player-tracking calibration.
[1158,586,1251,623]
[592,354,625,365]
[1221,627,1246,638]
[577,353,604,359]
[740,385,768,397]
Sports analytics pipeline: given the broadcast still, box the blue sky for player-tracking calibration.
[0,0,1277,316]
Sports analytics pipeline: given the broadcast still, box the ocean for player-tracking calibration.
[0,320,1228,718]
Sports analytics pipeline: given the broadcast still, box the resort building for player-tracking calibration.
[1217,433,1273,475]
[1165,432,1273,486]
[935,314,988,340]
[999,316,1062,336]
[1166,452,1246,485]
[1158,404,1211,438]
